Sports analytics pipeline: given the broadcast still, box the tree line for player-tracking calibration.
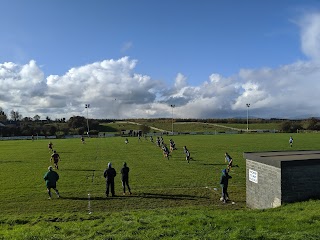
[0,107,100,137]
[1,107,320,137]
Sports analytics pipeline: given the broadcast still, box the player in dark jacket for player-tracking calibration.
[48,142,53,152]
[121,162,132,195]
[103,162,117,197]
[220,168,232,203]
[50,150,61,170]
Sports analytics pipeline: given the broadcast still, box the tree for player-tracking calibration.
[67,116,87,129]
[46,116,51,122]
[280,120,302,133]
[22,117,32,122]
[140,124,151,134]
[0,107,7,122]
[304,117,320,130]
[10,110,22,121]
[55,118,66,123]
[291,122,302,133]
[33,115,41,121]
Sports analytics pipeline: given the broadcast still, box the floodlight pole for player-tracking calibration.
[170,104,175,134]
[246,103,250,132]
[85,104,90,136]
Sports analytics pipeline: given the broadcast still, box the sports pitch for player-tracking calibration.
[1,133,316,215]
[1,133,320,239]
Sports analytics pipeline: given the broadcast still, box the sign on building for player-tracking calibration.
[249,169,258,183]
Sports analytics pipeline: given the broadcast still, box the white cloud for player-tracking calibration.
[121,41,133,53]
[1,12,320,120]
[299,12,320,61]
[174,73,187,89]
[1,56,320,120]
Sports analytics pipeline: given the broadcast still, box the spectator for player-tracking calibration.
[121,162,132,195]
[220,168,232,203]
[103,162,117,197]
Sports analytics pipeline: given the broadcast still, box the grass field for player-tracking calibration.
[100,121,282,134]
[1,133,320,239]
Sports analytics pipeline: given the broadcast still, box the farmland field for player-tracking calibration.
[122,120,282,133]
[1,132,320,239]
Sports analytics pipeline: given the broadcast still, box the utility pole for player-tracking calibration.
[85,104,90,136]
[170,104,175,134]
[246,103,250,132]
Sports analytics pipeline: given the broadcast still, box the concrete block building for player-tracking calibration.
[244,150,320,209]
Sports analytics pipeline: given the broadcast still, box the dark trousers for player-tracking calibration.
[106,179,115,196]
[222,186,229,201]
[122,178,131,193]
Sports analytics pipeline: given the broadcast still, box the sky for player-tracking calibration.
[1,0,320,120]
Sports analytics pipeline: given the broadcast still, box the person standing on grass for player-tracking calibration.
[103,162,117,197]
[50,150,61,170]
[220,168,232,203]
[121,162,132,195]
[43,166,60,200]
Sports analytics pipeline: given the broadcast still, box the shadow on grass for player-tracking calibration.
[62,168,102,172]
[201,163,226,166]
[140,192,207,200]
[60,196,106,201]
[61,195,135,201]
[60,193,208,201]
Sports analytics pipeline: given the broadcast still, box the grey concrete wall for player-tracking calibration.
[246,159,281,209]
[281,163,320,202]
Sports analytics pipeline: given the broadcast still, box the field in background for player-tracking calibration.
[100,121,282,133]
[1,132,320,239]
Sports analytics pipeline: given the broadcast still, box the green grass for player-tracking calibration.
[105,120,283,133]
[222,122,281,131]
[99,122,144,133]
[0,133,320,239]
[1,202,320,240]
